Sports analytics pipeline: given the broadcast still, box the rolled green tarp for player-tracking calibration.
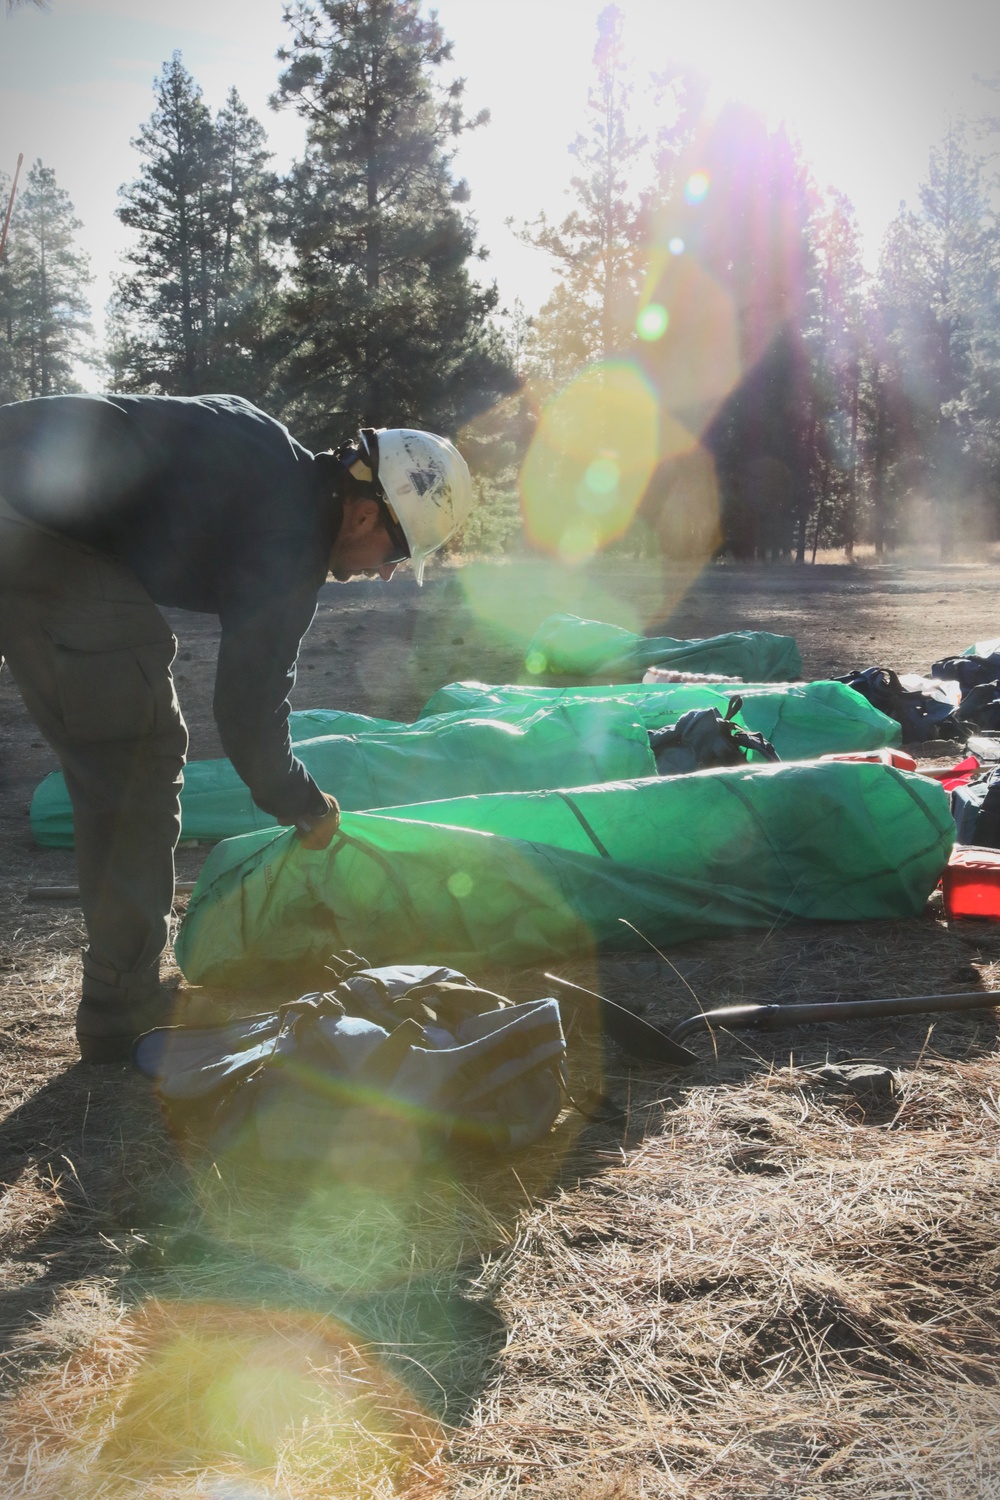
[174,761,954,985]
[421,680,901,760]
[30,699,655,849]
[30,681,900,849]
[288,708,404,737]
[28,707,408,848]
[523,613,802,681]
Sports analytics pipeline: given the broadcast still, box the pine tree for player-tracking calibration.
[116,53,216,393]
[661,104,817,558]
[523,283,596,388]
[861,287,915,558]
[271,0,514,443]
[645,62,710,205]
[0,160,92,400]
[207,87,282,396]
[115,55,278,397]
[872,119,995,552]
[502,296,532,382]
[802,188,868,559]
[518,4,644,379]
[971,91,1000,506]
[0,168,21,402]
[916,118,991,541]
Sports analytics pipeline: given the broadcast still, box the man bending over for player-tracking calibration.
[0,394,472,1061]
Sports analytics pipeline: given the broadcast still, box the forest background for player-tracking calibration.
[2,0,1000,564]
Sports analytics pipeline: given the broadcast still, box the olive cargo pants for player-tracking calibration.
[0,496,188,1004]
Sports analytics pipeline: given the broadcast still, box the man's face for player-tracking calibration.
[328,498,405,582]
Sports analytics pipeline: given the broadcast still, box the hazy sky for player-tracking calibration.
[2,0,999,366]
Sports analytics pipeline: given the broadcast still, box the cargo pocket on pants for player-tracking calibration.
[50,639,177,742]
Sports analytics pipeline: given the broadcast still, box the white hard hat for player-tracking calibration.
[359,427,473,585]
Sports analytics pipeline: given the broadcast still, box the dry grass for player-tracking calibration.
[448,1060,1000,1497]
[4,895,1000,1496]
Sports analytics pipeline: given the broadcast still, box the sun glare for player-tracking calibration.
[520,361,661,565]
[636,302,670,341]
[683,171,710,204]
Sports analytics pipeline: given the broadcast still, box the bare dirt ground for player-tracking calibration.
[2,556,1000,1498]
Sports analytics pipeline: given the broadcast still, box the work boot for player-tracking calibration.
[75,986,177,1065]
[76,953,238,1064]
[76,951,175,1064]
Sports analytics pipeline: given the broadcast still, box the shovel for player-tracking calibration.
[544,972,699,1066]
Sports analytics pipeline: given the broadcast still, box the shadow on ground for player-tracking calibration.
[2,909,1000,1485]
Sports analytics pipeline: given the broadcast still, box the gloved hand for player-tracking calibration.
[295,792,341,850]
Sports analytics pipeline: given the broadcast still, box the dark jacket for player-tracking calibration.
[0,392,341,824]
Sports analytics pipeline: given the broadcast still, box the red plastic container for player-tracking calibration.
[821,748,918,771]
[943,847,1000,920]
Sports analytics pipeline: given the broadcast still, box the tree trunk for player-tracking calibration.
[844,363,860,560]
[38,223,48,396]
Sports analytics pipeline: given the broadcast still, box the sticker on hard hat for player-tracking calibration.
[408,468,440,496]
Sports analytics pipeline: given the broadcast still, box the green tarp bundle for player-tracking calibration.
[30,700,656,848]
[174,760,954,985]
[422,680,902,760]
[288,708,403,737]
[524,612,803,681]
[30,680,901,849]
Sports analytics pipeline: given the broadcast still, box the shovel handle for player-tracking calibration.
[28,881,197,902]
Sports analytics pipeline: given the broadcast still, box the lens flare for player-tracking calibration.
[684,172,710,204]
[668,237,685,256]
[636,302,670,341]
[520,361,660,565]
[637,253,742,426]
[78,1300,443,1489]
[582,453,621,499]
[458,556,659,648]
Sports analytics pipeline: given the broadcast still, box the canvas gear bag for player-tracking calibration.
[952,767,1000,849]
[956,682,1000,732]
[836,667,960,742]
[932,652,1000,695]
[650,695,781,775]
[133,955,568,1162]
